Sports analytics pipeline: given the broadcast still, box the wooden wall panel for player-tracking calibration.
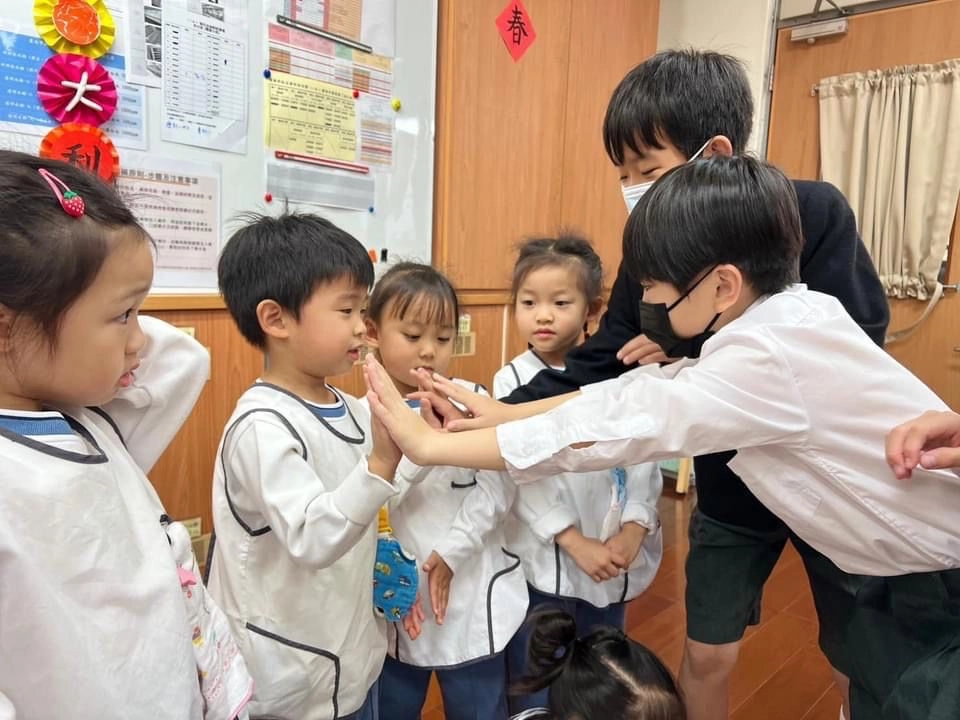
[144,309,261,530]
[559,0,660,273]
[433,0,572,291]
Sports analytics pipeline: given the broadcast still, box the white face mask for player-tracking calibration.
[620,138,714,214]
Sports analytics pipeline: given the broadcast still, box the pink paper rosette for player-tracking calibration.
[37,53,117,126]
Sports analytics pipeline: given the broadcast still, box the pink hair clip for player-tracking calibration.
[38,167,85,218]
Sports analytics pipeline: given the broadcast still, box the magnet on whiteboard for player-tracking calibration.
[368,249,378,262]
[391,98,401,111]
[264,193,273,203]
[368,206,375,213]
[263,69,271,79]
[353,89,360,99]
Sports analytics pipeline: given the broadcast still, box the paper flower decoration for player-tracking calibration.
[38,54,117,126]
[34,0,116,58]
[40,122,120,183]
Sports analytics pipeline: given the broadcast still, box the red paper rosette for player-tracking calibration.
[39,122,120,183]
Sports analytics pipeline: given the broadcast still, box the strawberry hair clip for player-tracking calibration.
[38,167,86,218]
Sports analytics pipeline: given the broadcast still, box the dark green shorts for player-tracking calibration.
[848,569,960,720]
[685,507,863,677]
[684,507,789,645]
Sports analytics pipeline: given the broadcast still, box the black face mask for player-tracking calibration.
[638,267,721,359]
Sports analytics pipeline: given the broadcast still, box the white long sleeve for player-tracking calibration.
[498,331,809,478]
[223,414,396,570]
[431,467,516,574]
[94,315,210,473]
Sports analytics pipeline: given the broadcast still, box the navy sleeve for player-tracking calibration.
[794,180,889,347]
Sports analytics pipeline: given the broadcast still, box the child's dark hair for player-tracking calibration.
[218,212,373,348]
[511,234,603,303]
[513,609,685,720]
[0,150,149,343]
[367,262,459,330]
[603,49,754,165]
[623,156,802,296]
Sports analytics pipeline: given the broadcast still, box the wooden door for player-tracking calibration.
[767,0,960,409]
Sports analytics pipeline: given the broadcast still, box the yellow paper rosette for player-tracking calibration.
[34,0,116,58]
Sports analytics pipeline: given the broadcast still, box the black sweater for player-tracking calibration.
[504,180,890,530]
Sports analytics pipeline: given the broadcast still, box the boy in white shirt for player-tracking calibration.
[363,156,960,720]
[207,213,402,720]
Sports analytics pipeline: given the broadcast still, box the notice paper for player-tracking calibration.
[265,71,356,161]
[117,154,221,290]
[161,0,248,153]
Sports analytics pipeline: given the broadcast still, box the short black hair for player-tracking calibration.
[367,262,459,330]
[0,150,150,344]
[511,233,604,303]
[623,155,802,296]
[218,212,374,348]
[603,49,754,165]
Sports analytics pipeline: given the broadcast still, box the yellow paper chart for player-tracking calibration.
[265,72,357,161]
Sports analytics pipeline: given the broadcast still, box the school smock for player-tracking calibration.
[494,351,663,608]
[496,285,959,578]
[207,382,396,720]
[0,316,211,720]
[361,380,528,668]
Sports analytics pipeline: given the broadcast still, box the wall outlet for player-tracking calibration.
[177,326,196,338]
[182,516,202,539]
[193,533,212,567]
[453,332,476,357]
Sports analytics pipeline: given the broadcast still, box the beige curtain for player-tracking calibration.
[818,60,960,301]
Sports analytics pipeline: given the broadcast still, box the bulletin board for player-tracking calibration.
[0,0,438,299]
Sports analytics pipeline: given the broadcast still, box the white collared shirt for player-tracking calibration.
[497,285,960,577]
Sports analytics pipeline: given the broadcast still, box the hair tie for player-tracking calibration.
[553,637,577,660]
[38,167,85,218]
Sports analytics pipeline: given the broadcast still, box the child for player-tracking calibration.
[511,609,685,720]
[362,262,528,720]
[501,49,889,720]
[206,213,402,720]
[364,156,960,720]
[493,237,663,713]
[0,151,249,718]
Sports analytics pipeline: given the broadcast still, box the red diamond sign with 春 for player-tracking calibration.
[496,0,536,62]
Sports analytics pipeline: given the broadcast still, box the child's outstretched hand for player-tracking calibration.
[886,410,960,479]
[407,370,513,432]
[604,522,648,569]
[402,593,426,641]
[364,355,432,465]
[423,551,454,624]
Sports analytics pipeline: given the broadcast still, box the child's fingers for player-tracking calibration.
[920,446,960,470]
[430,574,443,624]
[438,580,450,624]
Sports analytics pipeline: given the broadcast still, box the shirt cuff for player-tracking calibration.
[332,456,399,525]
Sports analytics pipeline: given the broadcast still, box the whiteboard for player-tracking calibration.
[0,0,437,294]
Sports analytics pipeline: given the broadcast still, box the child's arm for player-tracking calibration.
[426,466,516,621]
[225,415,398,568]
[94,315,210,473]
[605,463,663,569]
[365,335,809,478]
